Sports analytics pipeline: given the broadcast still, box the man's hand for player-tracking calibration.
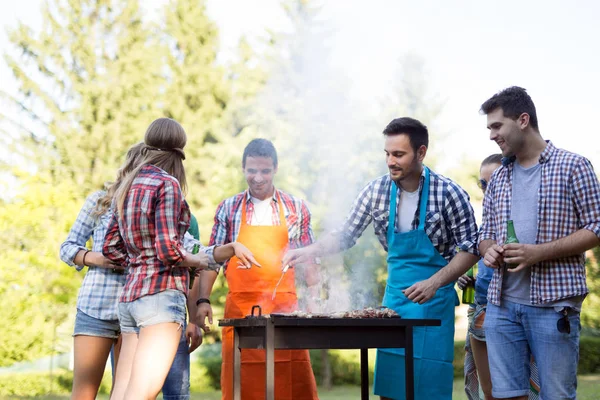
[195,303,213,333]
[483,244,505,269]
[457,274,475,290]
[403,278,440,304]
[282,247,314,267]
[503,243,541,272]
[186,322,203,353]
[232,242,261,269]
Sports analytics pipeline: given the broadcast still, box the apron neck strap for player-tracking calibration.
[418,167,430,230]
[387,166,430,239]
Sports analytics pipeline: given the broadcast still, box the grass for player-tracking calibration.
[4,375,599,399]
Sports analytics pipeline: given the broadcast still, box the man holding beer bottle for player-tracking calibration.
[478,87,600,400]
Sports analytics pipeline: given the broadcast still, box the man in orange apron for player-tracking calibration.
[198,138,320,400]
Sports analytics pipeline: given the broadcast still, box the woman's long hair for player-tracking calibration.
[114,118,188,217]
[93,142,145,217]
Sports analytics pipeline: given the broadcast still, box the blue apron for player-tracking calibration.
[373,167,457,400]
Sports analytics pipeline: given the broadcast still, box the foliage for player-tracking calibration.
[0,369,110,397]
[581,247,600,330]
[0,0,263,367]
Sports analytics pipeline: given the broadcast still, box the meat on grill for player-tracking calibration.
[272,307,399,319]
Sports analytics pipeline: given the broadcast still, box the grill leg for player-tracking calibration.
[265,320,275,400]
[360,348,369,400]
[234,327,241,400]
[405,326,414,400]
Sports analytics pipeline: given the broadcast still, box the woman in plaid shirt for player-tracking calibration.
[61,142,208,399]
[103,118,258,400]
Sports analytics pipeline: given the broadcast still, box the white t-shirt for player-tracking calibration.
[250,196,274,226]
[397,189,419,233]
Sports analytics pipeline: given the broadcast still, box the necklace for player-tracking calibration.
[251,197,273,225]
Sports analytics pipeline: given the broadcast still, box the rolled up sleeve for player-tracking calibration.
[154,180,187,267]
[446,184,479,256]
[573,158,600,238]
[102,214,128,267]
[60,192,102,270]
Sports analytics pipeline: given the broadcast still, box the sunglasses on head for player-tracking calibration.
[557,308,571,334]
[478,179,488,191]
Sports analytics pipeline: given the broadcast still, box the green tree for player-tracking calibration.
[0,0,162,364]
[161,0,267,231]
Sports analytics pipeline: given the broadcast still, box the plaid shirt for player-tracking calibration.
[338,168,479,261]
[62,190,206,317]
[103,165,215,302]
[479,141,600,305]
[60,191,126,320]
[209,189,315,271]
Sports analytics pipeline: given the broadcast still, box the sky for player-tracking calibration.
[1,0,600,174]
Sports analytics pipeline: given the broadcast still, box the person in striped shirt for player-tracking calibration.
[478,86,600,400]
[199,138,320,400]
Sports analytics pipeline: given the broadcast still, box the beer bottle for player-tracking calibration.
[461,266,476,305]
[189,243,200,289]
[505,219,519,269]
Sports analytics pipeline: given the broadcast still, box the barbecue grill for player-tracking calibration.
[219,305,441,400]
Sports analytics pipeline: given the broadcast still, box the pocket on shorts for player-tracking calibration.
[130,293,159,326]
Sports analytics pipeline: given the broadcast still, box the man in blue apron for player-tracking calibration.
[284,117,480,399]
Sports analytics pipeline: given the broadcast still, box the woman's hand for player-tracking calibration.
[232,242,261,269]
[86,251,122,269]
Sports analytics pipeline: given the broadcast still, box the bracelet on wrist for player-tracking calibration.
[196,298,211,306]
[82,250,90,267]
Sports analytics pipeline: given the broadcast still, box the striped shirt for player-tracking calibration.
[208,189,315,271]
[61,190,207,317]
[337,168,479,261]
[479,141,600,305]
[103,165,216,302]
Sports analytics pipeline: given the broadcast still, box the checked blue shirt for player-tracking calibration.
[337,167,479,261]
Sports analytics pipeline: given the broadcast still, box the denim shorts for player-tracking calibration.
[485,300,580,399]
[73,309,120,339]
[118,289,187,334]
[467,303,487,342]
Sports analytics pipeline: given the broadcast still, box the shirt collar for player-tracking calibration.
[501,140,555,166]
[244,188,279,203]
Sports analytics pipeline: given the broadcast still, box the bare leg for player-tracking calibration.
[110,332,138,400]
[123,322,181,400]
[70,335,114,400]
[470,336,498,400]
[109,335,123,396]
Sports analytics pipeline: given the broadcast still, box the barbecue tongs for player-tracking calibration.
[272,264,290,300]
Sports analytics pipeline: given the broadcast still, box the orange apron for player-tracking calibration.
[221,195,319,400]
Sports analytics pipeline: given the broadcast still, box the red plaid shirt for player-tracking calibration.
[103,165,190,302]
[209,189,315,272]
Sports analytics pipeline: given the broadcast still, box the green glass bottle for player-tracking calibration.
[505,219,519,269]
[189,243,200,289]
[462,266,475,305]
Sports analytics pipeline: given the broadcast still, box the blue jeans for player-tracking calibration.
[485,300,580,399]
[162,326,190,399]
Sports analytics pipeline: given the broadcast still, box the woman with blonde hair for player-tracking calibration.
[103,118,258,400]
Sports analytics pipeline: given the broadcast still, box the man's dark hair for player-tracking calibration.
[481,153,503,167]
[382,117,429,153]
[480,86,539,130]
[242,138,278,168]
